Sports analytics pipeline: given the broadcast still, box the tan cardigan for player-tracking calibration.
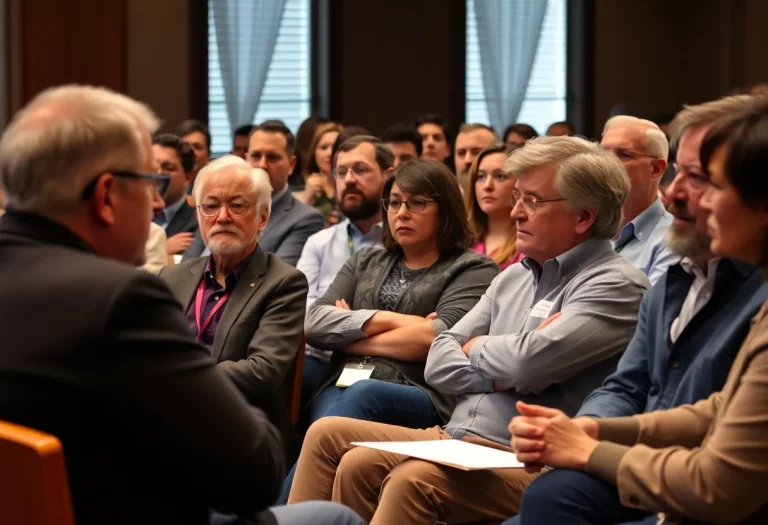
[586,296,768,525]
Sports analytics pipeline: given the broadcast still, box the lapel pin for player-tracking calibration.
[249,282,255,287]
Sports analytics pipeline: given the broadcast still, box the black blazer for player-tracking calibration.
[165,199,199,237]
[0,211,284,525]
[160,246,308,461]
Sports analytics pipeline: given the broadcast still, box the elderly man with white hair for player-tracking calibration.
[161,155,309,462]
[0,84,361,525]
[601,115,679,284]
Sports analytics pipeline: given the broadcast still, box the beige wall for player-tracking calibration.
[126,0,192,132]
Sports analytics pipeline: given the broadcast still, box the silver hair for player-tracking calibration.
[506,136,630,239]
[603,115,669,161]
[668,95,753,146]
[0,84,161,213]
[193,155,272,216]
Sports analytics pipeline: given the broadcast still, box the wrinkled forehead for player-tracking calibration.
[514,163,558,195]
[601,124,647,151]
[200,169,254,199]
[336,143,377,166]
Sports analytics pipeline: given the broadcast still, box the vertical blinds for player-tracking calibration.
[208,0,311,156]
[466,0,567,135]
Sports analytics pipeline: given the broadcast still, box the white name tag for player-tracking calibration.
[336,363,375,388]
[530,300,554,319]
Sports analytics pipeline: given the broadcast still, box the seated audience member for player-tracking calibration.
[601,116,678,283]
[291,116,330,188]
[503,123,538,148]
[288,136,650,523]
[505,95,764,525]
[0,84,362,525]
[324,125,373,226]
[183,120,324,265]
[293,122,343,220]
[454,123,500,191]
[160,155,308,461]
[153,133,198,256]
[414,112,453,165]
[381,123,423,168]
[295,136,394,426]
[231,124,255,159]
[546,120,575,136]
[466,144,523,269]
[176,118,212,188]
[510,95,768,525]
[142,222,168,273]
[281,159,499,502]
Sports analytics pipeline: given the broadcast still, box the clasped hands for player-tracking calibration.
[509,401,600,473]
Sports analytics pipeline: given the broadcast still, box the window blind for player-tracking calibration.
[466,0,567,135]
[208,0,311,156]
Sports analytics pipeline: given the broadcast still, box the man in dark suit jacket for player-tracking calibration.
[160,156,308,460]
[153,133,200,256]
[183,121,324,265]
[0,85,361,525]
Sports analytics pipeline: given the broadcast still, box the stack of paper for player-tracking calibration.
[351,439,524,471]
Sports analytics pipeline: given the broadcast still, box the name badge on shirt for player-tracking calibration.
[530,300,554,319]
[336,363,375,388]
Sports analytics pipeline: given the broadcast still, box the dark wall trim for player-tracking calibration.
[451,0,467,128]
[189,0,208,122]
[311,0,331,117]
[566,0,594,137]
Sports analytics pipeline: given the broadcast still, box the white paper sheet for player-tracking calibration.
[351,439,525,471]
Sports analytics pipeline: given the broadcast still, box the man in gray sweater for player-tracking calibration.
[287,136,650,524]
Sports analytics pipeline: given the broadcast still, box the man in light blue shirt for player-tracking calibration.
[295,135,394,419]
[602,116,679,284]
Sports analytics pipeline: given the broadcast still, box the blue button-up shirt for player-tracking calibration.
[613,198,678,285]
[297,218,382,360]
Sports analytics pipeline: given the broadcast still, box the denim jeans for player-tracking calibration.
[276,379,441,504]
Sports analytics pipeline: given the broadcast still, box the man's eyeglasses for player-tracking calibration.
[510,193,566,216]
[335,164,374,179]
[382,197,435,214]
[197,202,253,217]
[603,147,656,163]
[81,171,170,200]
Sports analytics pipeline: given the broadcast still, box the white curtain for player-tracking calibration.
[473,0,549,131]
[212,0,288,130]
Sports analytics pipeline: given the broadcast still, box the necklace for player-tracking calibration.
[399,260,406,284]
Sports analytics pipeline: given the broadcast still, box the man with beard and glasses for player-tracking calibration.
[161,155,309,466]
[504,95,768,525]
[294,135,395,432]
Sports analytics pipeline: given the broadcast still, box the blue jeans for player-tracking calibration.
[299,354,328,429]
[276,379,441,504]
[502,468,655,525]
[210,501,364,525]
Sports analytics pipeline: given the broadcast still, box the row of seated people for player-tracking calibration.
[2,84,768,525]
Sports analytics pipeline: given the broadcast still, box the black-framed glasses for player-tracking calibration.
[81,171,171,200]
[197,202,254,217]
[510,193,566,216]
[382,197,435,214]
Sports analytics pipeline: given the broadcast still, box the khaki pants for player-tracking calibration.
[288,416,537,524]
